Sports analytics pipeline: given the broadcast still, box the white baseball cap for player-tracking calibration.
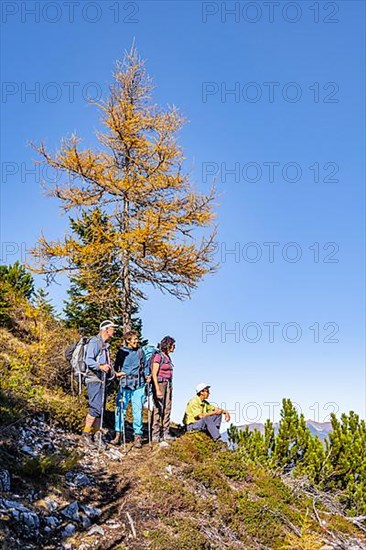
[99,320,119,330]
[195,383,210,395]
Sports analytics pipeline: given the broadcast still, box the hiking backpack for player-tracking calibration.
[141,345,159,409]
[143,345,173,378]
[65,336,90,395]
[142,345,160,369]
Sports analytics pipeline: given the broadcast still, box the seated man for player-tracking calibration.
[183,383,231,441]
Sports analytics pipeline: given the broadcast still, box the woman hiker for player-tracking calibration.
[151,336,176,443]
[111,331,151,449]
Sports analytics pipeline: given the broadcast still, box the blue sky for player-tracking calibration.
[1,1,365,427]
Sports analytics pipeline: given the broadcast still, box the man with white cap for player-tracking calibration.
[82,319,118,447]
[183,383,231,441]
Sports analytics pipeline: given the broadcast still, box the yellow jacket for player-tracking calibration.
[183,396,216,425]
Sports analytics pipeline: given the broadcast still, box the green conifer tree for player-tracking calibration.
[228,420,275,464]
[63,209,144,341]
[323,412,366,515]
[0,261,34,299]
[34,288,55,316]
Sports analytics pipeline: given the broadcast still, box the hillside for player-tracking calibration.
[1,275,366,549]
[1,417,366,550]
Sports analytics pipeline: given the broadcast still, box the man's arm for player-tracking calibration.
[200,403,231,421]
[85,339,106,373]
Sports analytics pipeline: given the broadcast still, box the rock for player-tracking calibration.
[106,448,124,461]
[76,472,93,486]
[44,515,59,529]
[165,465,173,475]
[61,523,76,538]
[61,501,80,522]
[26,489,39,503]
[44,497,59,511]
[81,504,101,520]
[1,499,30,513]
[20,445,38,457]
[1,499,40,533]
[87,525,105,536]
[106,520,121,529]
[0,469,11,492]
[81,514,92,529]
[159,441,169,448]
[22,511,40,531]
[65,471,93,487]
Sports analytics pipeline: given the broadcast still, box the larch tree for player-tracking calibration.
[30,46,217,331]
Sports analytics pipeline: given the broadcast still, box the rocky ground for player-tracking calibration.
[0,414,165,549]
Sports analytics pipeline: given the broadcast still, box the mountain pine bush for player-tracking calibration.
[228,398,366,516]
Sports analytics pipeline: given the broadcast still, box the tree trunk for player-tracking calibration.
[121,195,132,332]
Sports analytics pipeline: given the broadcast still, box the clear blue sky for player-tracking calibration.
[1,1,365,427]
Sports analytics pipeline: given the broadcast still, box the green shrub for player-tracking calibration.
[15,449,79,479]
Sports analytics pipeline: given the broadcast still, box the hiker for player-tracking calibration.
[82,319,118,447]
[183,384,231,441]
[111,331,151,449]
[151,336,176,443]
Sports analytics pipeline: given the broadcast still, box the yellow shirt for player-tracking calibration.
[183,396,216,425]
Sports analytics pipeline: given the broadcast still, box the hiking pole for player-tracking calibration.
[120,381,127,455]
[98,371,107,452]
[146,381,152,448]
[122,409,127,454]
[160,383,167,440]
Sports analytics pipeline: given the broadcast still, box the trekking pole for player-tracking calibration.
[147,382,152,448]
[120,381,127,455]
[160,383,167,439]
[98,371,107,451]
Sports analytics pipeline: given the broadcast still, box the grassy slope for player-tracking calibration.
[66,433,364,550]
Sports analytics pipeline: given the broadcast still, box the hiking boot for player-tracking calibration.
[110,432,122,446]
[82,432,96,448]
[134,435,142,449]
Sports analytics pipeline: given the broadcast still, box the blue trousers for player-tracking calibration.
[115,386,145,436]
[86,380,105,418]
[187,414,222,440]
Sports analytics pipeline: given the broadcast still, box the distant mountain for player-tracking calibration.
[222,419,332,442]
[306,420,333,441]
